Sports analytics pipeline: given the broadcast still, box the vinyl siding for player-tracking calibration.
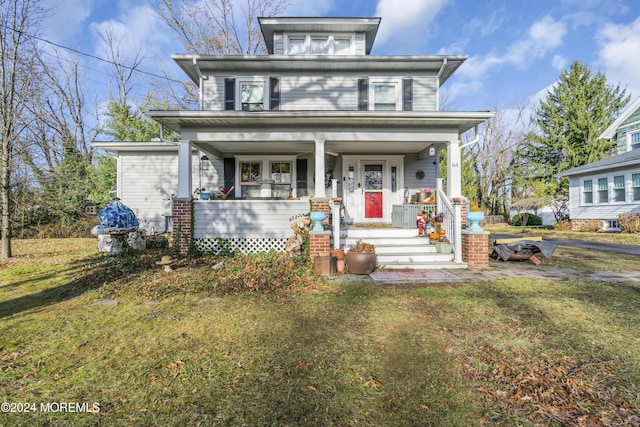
[193,199,309,238]
[403,153,438,196]
[354,32,365,55]
[118,151,224,231]
[202,77,225,111]
[615,107,640,153]
[280,75,358,110]
[202,75,438,111]
[567,169,640,221]
[411,76,438,111]
[274,33,284,54]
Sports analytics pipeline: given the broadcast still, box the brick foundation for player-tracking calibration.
[172,198,193,255]
[462,230,489,269]
[309,231,331,261]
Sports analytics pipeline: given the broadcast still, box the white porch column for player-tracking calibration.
[446,138,462,198]
[314,138,326,199]
[177,140,193,199]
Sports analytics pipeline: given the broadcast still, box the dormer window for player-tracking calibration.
[288,37,306,55]
[285,34,353,55]
[311,37,329,54]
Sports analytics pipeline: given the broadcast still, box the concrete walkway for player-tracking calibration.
[490,233,640,256]
[332,259,640,285]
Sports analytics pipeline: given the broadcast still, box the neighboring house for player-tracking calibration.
[95,16,493,266]
[557,96,640,230]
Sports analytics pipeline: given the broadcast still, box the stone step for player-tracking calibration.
[376,252,453,264]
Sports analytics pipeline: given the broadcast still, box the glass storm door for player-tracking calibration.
[364,164,383,219]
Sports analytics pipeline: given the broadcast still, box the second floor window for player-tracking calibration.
[240,82,265,111]
[225,78,280,111]
[631,131,640,149]
[373,83,397,110]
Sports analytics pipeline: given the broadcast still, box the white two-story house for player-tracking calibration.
[95,16,493,265]
[557,96,640,230]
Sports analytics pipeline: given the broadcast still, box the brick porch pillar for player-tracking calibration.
[462,230,489,269]
[309,231,331,261]
[172,198,192,256]
[453,197,467,229]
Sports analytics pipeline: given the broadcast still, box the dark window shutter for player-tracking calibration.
[358,78,368,111]
[296,159,308,197]
[223,158,235,198]
[403,78,413,111]
[270,77,280,110]
[224,78,236,110]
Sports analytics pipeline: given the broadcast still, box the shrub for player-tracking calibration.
[510,213,542,226]
[553,220,572,231]
[571,219,603,232]
[619,212,640,233]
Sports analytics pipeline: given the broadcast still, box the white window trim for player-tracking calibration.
[612,174,626,203]
[235,156,297,198]
[632,172,640,202]
[369,78,402,111]
[236,77,269,111]
[284,33,354,55]
[628,129,640,151]
[581,178,594,206]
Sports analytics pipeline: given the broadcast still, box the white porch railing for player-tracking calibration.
[193,199,309,254]
[436,179,463,263]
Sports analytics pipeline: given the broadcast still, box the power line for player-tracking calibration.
[1,23,185,85]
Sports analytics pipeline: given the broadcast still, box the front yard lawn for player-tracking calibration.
[0,239,638,426]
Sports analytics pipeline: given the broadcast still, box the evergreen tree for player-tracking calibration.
[103,96,179,142]
[521,60,629,196]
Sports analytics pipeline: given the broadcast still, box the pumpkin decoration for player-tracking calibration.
[429,231,439,240]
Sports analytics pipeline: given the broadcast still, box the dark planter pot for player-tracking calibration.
[346,251,377,275]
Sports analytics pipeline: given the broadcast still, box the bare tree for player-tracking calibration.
[0,0,45,257]
[464,102,531,215]
[99,26,148,107]
[156,0,289,55]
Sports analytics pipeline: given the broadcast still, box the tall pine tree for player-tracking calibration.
[521,60,629,196]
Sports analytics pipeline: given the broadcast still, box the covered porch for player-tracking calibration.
[148,110,493,265]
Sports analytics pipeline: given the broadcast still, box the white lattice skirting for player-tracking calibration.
[194,238,288,255]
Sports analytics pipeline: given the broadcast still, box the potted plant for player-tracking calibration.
[345,240,376,274]
[467,201,485,232]
[435,234,453,254]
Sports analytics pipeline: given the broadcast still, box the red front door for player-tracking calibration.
[364,164,383,219]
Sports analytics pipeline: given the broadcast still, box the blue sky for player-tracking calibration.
[41,0,640,111]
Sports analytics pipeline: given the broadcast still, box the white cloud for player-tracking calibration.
[42,0,96,44]
[505,15,567,68]
[597,16,640,98]
[374,0,450,51]
[551,54,568,71]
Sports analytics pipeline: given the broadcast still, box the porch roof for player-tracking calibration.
[147,110,492,134]
[147,110,493,157]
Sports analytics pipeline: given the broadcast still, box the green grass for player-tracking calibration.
[1,239,639,426]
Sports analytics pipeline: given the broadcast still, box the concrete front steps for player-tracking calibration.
[341,227,465,270]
